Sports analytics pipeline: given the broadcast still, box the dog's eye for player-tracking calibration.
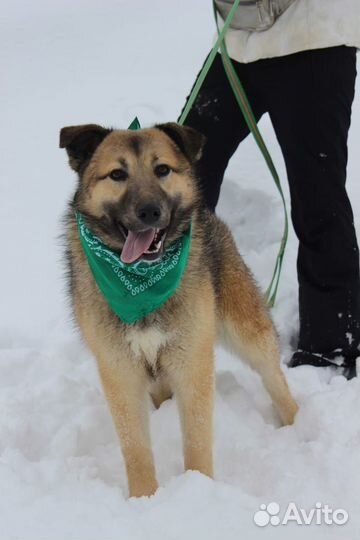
[154,164,171,178]
[109,169,128,181]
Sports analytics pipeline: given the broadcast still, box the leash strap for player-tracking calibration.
[178,0,288,307]
[178,0,243,125]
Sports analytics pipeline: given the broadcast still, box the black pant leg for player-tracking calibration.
[182,53,264,210]
[267,47,360,357]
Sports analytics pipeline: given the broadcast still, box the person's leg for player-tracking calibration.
[266,47,360,373]
[181,53,265,210]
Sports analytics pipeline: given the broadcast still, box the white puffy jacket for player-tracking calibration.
[219,0,360,63]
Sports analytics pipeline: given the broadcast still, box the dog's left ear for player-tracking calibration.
[59,124,111,173]
[155,122,205,164]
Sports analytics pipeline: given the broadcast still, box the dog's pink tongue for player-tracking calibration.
[121,229,156,263]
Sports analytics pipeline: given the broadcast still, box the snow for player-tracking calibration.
[1,0,359,538]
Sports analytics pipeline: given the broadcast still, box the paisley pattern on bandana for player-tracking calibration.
[76,213,192,323]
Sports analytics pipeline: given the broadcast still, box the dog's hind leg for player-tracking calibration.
[150,379,173,409]
[218,255,298,426]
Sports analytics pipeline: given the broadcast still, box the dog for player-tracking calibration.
[60,122,298,498]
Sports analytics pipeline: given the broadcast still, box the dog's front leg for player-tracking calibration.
[97,356,157,498]
[169,337,215,479]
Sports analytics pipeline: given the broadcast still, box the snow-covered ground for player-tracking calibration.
[1,1,359,539]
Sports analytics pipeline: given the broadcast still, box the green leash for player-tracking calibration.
[178,0,289,307]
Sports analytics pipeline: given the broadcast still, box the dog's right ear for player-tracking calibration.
[59,124,111,173]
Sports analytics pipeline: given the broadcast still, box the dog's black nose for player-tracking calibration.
[137,203,162,226]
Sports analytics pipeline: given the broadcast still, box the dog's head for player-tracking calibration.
[60,123,205,263]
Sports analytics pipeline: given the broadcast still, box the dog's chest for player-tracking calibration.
[125,326,170,370]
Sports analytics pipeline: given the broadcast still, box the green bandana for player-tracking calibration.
[76,213,192,324]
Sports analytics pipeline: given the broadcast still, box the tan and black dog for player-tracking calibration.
[60,122,298,498]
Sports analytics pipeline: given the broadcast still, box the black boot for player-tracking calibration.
[289,350,358,380]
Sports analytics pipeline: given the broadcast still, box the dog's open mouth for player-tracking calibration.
[119,225,167,264]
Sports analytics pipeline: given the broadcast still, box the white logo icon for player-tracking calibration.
[254,502,280,527]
